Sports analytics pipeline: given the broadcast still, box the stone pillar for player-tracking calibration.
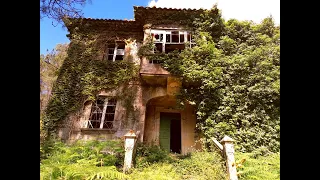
[221,136,238,180]
[123,130,137,173]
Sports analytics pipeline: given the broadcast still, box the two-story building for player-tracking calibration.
[59,6,208,154]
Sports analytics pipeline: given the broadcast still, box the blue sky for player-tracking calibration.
[40,0,279,55]
[40,0,149,55]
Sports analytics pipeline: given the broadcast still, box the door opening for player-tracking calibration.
[160,112,181,153]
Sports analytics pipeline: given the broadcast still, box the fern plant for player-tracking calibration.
[40,140,126,180]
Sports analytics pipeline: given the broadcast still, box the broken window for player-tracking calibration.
[149,29,196,64]
[106,42,125,61]
[86,96,117,129]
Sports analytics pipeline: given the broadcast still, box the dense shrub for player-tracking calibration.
[40,140,126,180]
[40,141,279,180]
[158,16,280,152]
[174,151,226,180]
[135,144,174,168]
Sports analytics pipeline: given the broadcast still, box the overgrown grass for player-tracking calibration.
[236,152,280,180]
[40,140,279,180]
[40,140,126,180]
[129,144,227,180]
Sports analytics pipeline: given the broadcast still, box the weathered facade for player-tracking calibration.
[60,6,206,154]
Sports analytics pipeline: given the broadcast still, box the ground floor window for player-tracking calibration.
[86,96,117,129]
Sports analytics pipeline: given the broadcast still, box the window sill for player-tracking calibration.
[80,128,116,133]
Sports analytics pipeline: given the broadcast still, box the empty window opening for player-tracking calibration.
[171,31,179,43]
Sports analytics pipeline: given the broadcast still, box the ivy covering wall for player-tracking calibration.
[43,31,139,136]
[139,7,280,153]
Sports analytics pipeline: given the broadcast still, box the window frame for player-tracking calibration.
[85,96,117,129]
[149,29,196,64]
[106,42,125,62]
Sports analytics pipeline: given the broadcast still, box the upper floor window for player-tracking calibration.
[85,96,117,129]
[151,30,195,44]
[150,29,195,63]
[106,42,125,61]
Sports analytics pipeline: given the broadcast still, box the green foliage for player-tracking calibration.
[128,163,180,180]
[137,36,155,57]
[235,152,280,180]
[129,151,227,180]
[134,7,207,28]
[41,140,279,180]
[135,144,174,168]
[174,151,226,180]
[40,140,126,180]
[41,140,124,166]
[139,14,280,152]
[41,44,69,144]
[193,5,225,43]
[43,34,139,137]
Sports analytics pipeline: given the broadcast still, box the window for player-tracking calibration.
[166,34,171,43]
[106,42,125,61]
[180,33,185,43]
[171,31,179,43]
[151,33,163,42]
[149,29,196,64]
[187,32,196,47]
[86,96,117,129]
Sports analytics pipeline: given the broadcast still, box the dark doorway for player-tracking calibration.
[159,112,181,153]
[170,117,181,153]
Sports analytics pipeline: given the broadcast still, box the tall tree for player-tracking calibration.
[40,44,68,143]
[40,0,91,24]
[40,43,68,112]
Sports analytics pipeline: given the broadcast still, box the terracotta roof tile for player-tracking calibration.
[133,6,204,11]
[69,17,134,22]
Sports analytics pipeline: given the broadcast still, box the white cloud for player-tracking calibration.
[148,0,280,25]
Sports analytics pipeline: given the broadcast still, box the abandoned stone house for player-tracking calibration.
[59,6,208,154]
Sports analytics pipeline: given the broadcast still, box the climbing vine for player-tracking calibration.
[138,8,280,153]
[43,29,139,137]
